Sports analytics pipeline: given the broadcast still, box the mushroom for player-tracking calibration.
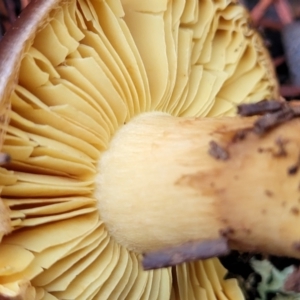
[0,0,279,299]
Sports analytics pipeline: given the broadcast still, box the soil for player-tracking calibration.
[221,252,300,299]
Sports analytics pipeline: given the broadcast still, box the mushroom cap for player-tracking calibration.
[0,0,278,299]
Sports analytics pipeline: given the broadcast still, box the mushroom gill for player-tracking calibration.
[0,0,278,299]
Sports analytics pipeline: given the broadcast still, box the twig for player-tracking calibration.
[3,0,16,24]
[253,107,295,135]
[142,238,230,270]
[237,100,300,135]
[237,99,285,116]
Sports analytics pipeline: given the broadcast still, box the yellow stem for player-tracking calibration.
[95,112,300,259]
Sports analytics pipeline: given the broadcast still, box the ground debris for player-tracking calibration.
[287,155,300,176]
[208,141,229,161]
[274,137,288,157]
[237,100,300,136]
[238,99,285,116]
[210,100,299,161]
[142,238,229,270]
[253,107,295,135]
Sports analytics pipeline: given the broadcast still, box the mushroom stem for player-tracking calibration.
[96,111,300,259]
